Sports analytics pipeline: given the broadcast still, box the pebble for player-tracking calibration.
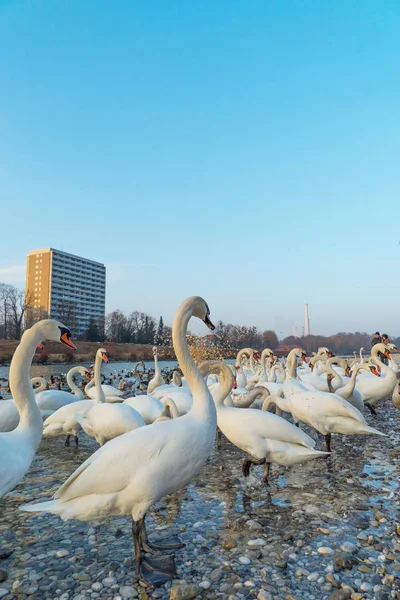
[199,581,211,589]
[169,584,202,600]
[238,556,251,565]
[0,591,7,600]
[318,547,334,555]
[340,542,357,554]
[119,585,138,598]
[257,592,273,600]
[248,538,266,547]
[0,572,6,584]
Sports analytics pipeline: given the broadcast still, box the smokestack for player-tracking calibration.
[304,303,310,336]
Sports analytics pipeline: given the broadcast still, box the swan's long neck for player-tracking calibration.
[31,377,47,393]
[234,386,269,408]
[66,367,81,395]
[172,305,216,423]
[199,361,233,407]
[287,351,298,379]
[94,354,106,403]
[326,359,343,388]
[371,345,393,378]
[154,351,160,377]
[337,365,358,396]
[236,348,250,367]
[9,326,43,445]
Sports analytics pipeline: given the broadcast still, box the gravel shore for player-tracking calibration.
[1,399,400,600]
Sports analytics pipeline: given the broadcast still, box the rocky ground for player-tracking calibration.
[1,398,400,600]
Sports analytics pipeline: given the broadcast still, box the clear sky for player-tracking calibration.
[1,0,399,337]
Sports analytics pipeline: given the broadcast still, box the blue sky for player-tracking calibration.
[1,0,399,337]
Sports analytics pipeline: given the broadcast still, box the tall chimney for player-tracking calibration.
[304,303,310,336]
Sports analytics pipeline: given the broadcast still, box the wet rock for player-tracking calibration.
[170,584,202,600]
[334,553,358,570]
[220,539,236,549]
[119,585,138,598]
[0,572,6,584]
[329,590,351,600]
[340,542,357,554]
[257,592,273,600]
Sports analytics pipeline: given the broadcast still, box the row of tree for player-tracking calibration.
[1,282,399,355]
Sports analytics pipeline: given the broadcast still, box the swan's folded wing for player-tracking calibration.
[55,425,170,502]
[292,391,364,420]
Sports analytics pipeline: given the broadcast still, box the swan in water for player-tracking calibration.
[199,360,328,482]
[355,343,397,414]
[43,349,108,447]
[147,347,164,394]
[22,296,217,587]
[1,320,76,498]
[35,366,89,412]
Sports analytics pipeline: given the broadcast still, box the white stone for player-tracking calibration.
[56,549,69,557]
[248,538,266,547]
[318,547,333,555]
[92,582,103,591]
[307,572,319,581]
[119,586,138,599]
[239,556,251,565]
[199,581,211,589]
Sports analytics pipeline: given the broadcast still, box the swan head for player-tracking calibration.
[190,297,215,330]
[152,346,158,356]
[253,352,261,361]
[369,365,380,377]
[97,348,109,363]
[32,319,76,350]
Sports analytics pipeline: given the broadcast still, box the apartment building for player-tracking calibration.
[26,248,106,337]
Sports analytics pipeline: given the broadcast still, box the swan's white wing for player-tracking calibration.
[289,391,364,421]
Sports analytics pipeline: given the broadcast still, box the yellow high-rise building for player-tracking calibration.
[26,248,106,336]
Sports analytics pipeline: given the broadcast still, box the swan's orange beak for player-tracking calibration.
[345,366,351,376]
[37,343,44,350]
[385,349,391,358]
[233,377,237,389]
[60,331,76,350]
[301,353,307,362]
[370,366,380,377]
[101,352,109,363]
[253,352,261,361]
[309,363,314,371]
[393,346,398,352]
[235,365,240,370]
[85,372,92,380]
[327,352,334,358]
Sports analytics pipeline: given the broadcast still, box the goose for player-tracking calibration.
[327,362,379,412]
[263,385,386,452]
[355,343,397,414]
[22,296,217,587]
[199,360,328,482]
[147,347,165,394]
[1,320,76,498]
[43,349,109,447]
[35,366,89,412]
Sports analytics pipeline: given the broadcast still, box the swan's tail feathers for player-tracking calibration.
[75,414,93,437]
[20,500,60,514]
[363,425,388,437]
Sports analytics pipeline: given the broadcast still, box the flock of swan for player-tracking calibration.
[0,296,399,588]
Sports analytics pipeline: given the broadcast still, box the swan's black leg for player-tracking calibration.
[65,435,71,447]
[263,462,271,484]
[365,402,377,416]
[325,433,332,453]
[242,456,266,477]
[217,429,222,448]
[74,435,79,447]
[132,517,178,587]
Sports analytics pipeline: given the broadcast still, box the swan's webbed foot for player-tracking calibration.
[325,433,332,453]
[365,402,377,416]
[148,535,185,551]
[65,435,71,447]
[242,456,266,478]
[139,554,177,587]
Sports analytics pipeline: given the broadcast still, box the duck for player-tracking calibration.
[42,349,109,447]
[22,296,217,587]
[1,320,76,498]
[35,366,89,412]
[199,360,328,482]
[355,343,397,414]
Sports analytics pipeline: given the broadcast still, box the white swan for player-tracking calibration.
[0,378,51,433]
[1,320,76,498]
[35,366,89,412]
[85,357,124,402]
[43,349,108,447]
[76,353,145,446]
[392,376,400,409]
[153,398,180,422]
[328,362,379,412]
[123,395,163,424]
[355,343,397,413]
[199,360,328,482]
[147,347,164,394]
[22,296,217,587]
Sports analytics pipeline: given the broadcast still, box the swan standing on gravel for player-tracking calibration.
[199,360,328,482]
[355,343,397,414]
[22,296,217,587]
[0,320,76,498]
